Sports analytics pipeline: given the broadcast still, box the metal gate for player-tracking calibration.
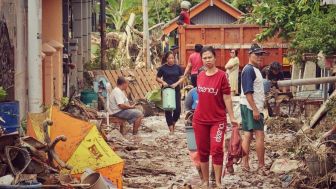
[0,20,14,101]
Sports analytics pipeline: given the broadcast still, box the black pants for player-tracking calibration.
[190,74,198,87]
[164,89,181,126]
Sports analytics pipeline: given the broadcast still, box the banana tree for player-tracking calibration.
[106,0,141,31]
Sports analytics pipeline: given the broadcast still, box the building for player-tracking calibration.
[163,0,243,36]
[0,0,92,117]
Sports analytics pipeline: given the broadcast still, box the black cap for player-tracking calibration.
[249,43,266,54]
[170,45,178,51]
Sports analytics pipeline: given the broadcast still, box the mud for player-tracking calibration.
[105,114,316,188]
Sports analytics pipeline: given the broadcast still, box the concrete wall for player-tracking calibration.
[0,0,28,120]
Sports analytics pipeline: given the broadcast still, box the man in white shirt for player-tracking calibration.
[240,43,267,175]
[109,77,143,135]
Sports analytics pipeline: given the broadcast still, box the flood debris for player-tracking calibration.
[270,159,301,174]
[0,122,84,187]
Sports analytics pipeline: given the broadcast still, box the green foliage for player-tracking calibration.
[244,1,336,63]
[0,87,7,102]
[245,0,320,41]
[229,0,254,13]
[105,0,203,31]
[106,0,142,31]
[60,97,70,110]
[89,44,123,70]
[290,6,336,60]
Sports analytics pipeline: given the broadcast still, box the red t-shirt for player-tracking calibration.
[180,11,191,24]
[193,70,231,124]
[188,52,203,74]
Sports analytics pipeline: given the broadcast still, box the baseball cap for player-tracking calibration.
[248,43,266,54]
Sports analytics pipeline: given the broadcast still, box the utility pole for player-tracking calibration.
[28,0,43,113]
[100,0,107,70]
[143,0,150,69]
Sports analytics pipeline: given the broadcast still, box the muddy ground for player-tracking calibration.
[103,97,335,189]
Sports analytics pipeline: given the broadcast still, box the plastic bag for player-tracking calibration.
[146,88,162,102]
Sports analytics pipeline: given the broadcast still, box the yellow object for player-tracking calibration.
[27,106,124,188]
[65,126,123,174]
[283,57,291,66]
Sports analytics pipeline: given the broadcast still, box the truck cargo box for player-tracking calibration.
[178,24,289,71]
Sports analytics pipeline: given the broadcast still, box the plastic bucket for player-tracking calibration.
[0,101,20,134]
[82,173,109,189]
[80,90,98,105]
[185,126,197,151]
[162,87,176,111]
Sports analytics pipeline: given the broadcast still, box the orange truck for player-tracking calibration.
[178,24,290,74]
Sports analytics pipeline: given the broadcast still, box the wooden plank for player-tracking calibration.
[130,70,147,98]
[110,70,119,87]
[128,71,145,99]
[125,69,146,97]
[121,70,142,99]
[151,69,160,89]
[142,69,157,91]
[104,70,116,87]
[136,69,151,94]
[121,70,138,100]
[150,69,159,88]
[138,69,151,90]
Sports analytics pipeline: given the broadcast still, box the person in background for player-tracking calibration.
[170,45,179,65]
[184,44,204,87]
[193,46,237,188]
[240,43,267,175]
[266,61,287,116]
[267,61,285,91]
[185,78,202,181]
[177,1,192,26]
[108,77,143,135]
[162,35,170,54]
[225,49,240,96]
[156,51,185,134]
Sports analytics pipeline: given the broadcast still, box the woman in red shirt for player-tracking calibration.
[193,46,237,188]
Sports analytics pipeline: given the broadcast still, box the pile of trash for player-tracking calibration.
[103,116,197,188]
[0,127,88,187]
[0,106,121,188]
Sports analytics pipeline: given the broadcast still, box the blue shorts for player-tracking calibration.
[113,109,143,124]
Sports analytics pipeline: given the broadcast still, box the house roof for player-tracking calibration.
[162,0,243,35]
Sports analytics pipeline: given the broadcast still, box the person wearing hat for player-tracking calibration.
[177,1,193,26]
[240,43,268,175]
[183,44,203,87]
